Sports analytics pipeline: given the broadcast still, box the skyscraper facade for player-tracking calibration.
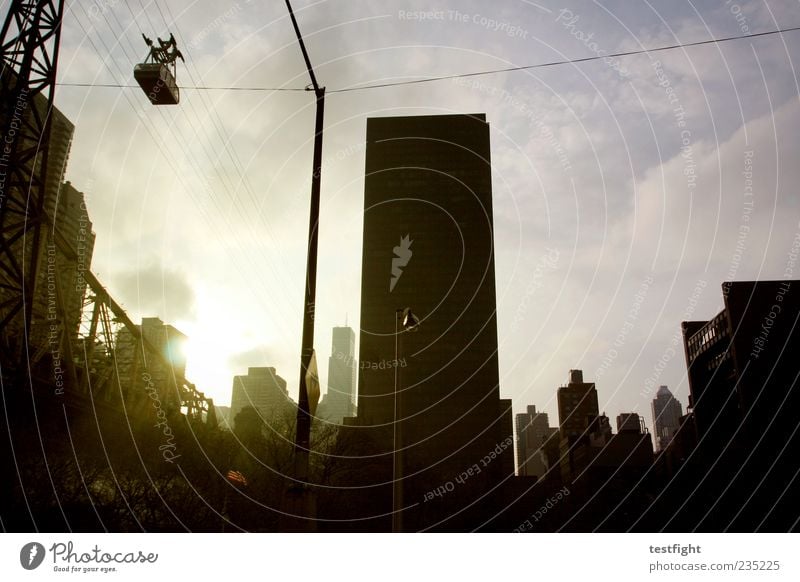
[650,385,682,451]
[354,114,514,530]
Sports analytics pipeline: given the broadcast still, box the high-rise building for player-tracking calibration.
[682,281,799,443]
[52,181,95,337]
[650,386,682,451]
[515,405,558,478]
[0,86,99,392]
[557,369,599,440]
[557,369,605,482]
[319,326,357,424]
[230,366,292,423]
[676,280,800,529]
[6,101,78,354]
[353,113,514,530]
[515,411,532,474]
[113,317,188,418]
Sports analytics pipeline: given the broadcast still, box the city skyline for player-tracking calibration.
[47,0,800,438]
[2,0,799,536]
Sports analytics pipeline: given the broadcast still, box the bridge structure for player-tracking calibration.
[0,0,215,428]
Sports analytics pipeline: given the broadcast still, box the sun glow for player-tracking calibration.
[174,288,278,407]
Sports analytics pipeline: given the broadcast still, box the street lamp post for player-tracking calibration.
[393,308,419,532]
[284,0,324,519]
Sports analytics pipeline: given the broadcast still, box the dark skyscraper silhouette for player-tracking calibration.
[353,113,513,531]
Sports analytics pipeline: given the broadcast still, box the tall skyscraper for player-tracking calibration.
[0,92,97,391]
[319,326,357,424]
[650,386,682,451]
[230,366,292,423]
[6,102,78,355]
[354,114,513,530]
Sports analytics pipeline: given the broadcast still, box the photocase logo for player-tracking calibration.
[390,234,413,292]
[20,542,45,570]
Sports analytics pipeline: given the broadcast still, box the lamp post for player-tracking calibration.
[285,0,324,522]
[286,0,325,531]
[393,307,419,532]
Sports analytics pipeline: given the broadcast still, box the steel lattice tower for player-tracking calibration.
[0,0,66,373]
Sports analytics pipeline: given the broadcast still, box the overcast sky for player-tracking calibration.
[51,0,800,435]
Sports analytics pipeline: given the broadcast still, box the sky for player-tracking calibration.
[49,0,800,435]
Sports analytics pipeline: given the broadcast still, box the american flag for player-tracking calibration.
[226,469,247,486]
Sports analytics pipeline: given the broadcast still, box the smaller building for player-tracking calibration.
[616,412,645,434]
[515,405,558,479]
[230,366,293,424]
[114,316,188,416]
[557,369,599,440]
[651,386,683,452]
[214,405,232,430]
[555,370,654,485]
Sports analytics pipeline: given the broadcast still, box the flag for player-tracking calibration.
[226,469,247,486]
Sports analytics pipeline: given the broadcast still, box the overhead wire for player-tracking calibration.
[143,0,299,316]
[68,4,312,498]
[55,23,800,93]
[67,2,289,323]
[111,0,296,315]
[327,23,800,93]
[155,0,288,255]
[64,1,204,532]
[54,11,800,362]
[143,1,335,467]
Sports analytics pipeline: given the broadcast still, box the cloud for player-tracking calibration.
[227,345,276,375]
[630,95,800,278]
[110,263,196,321]
[51,0,800,428]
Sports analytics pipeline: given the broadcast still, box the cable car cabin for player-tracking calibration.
[134,63,179,105]
[135,33,184,105]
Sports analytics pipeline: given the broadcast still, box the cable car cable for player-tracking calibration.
[56,23,800,93]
